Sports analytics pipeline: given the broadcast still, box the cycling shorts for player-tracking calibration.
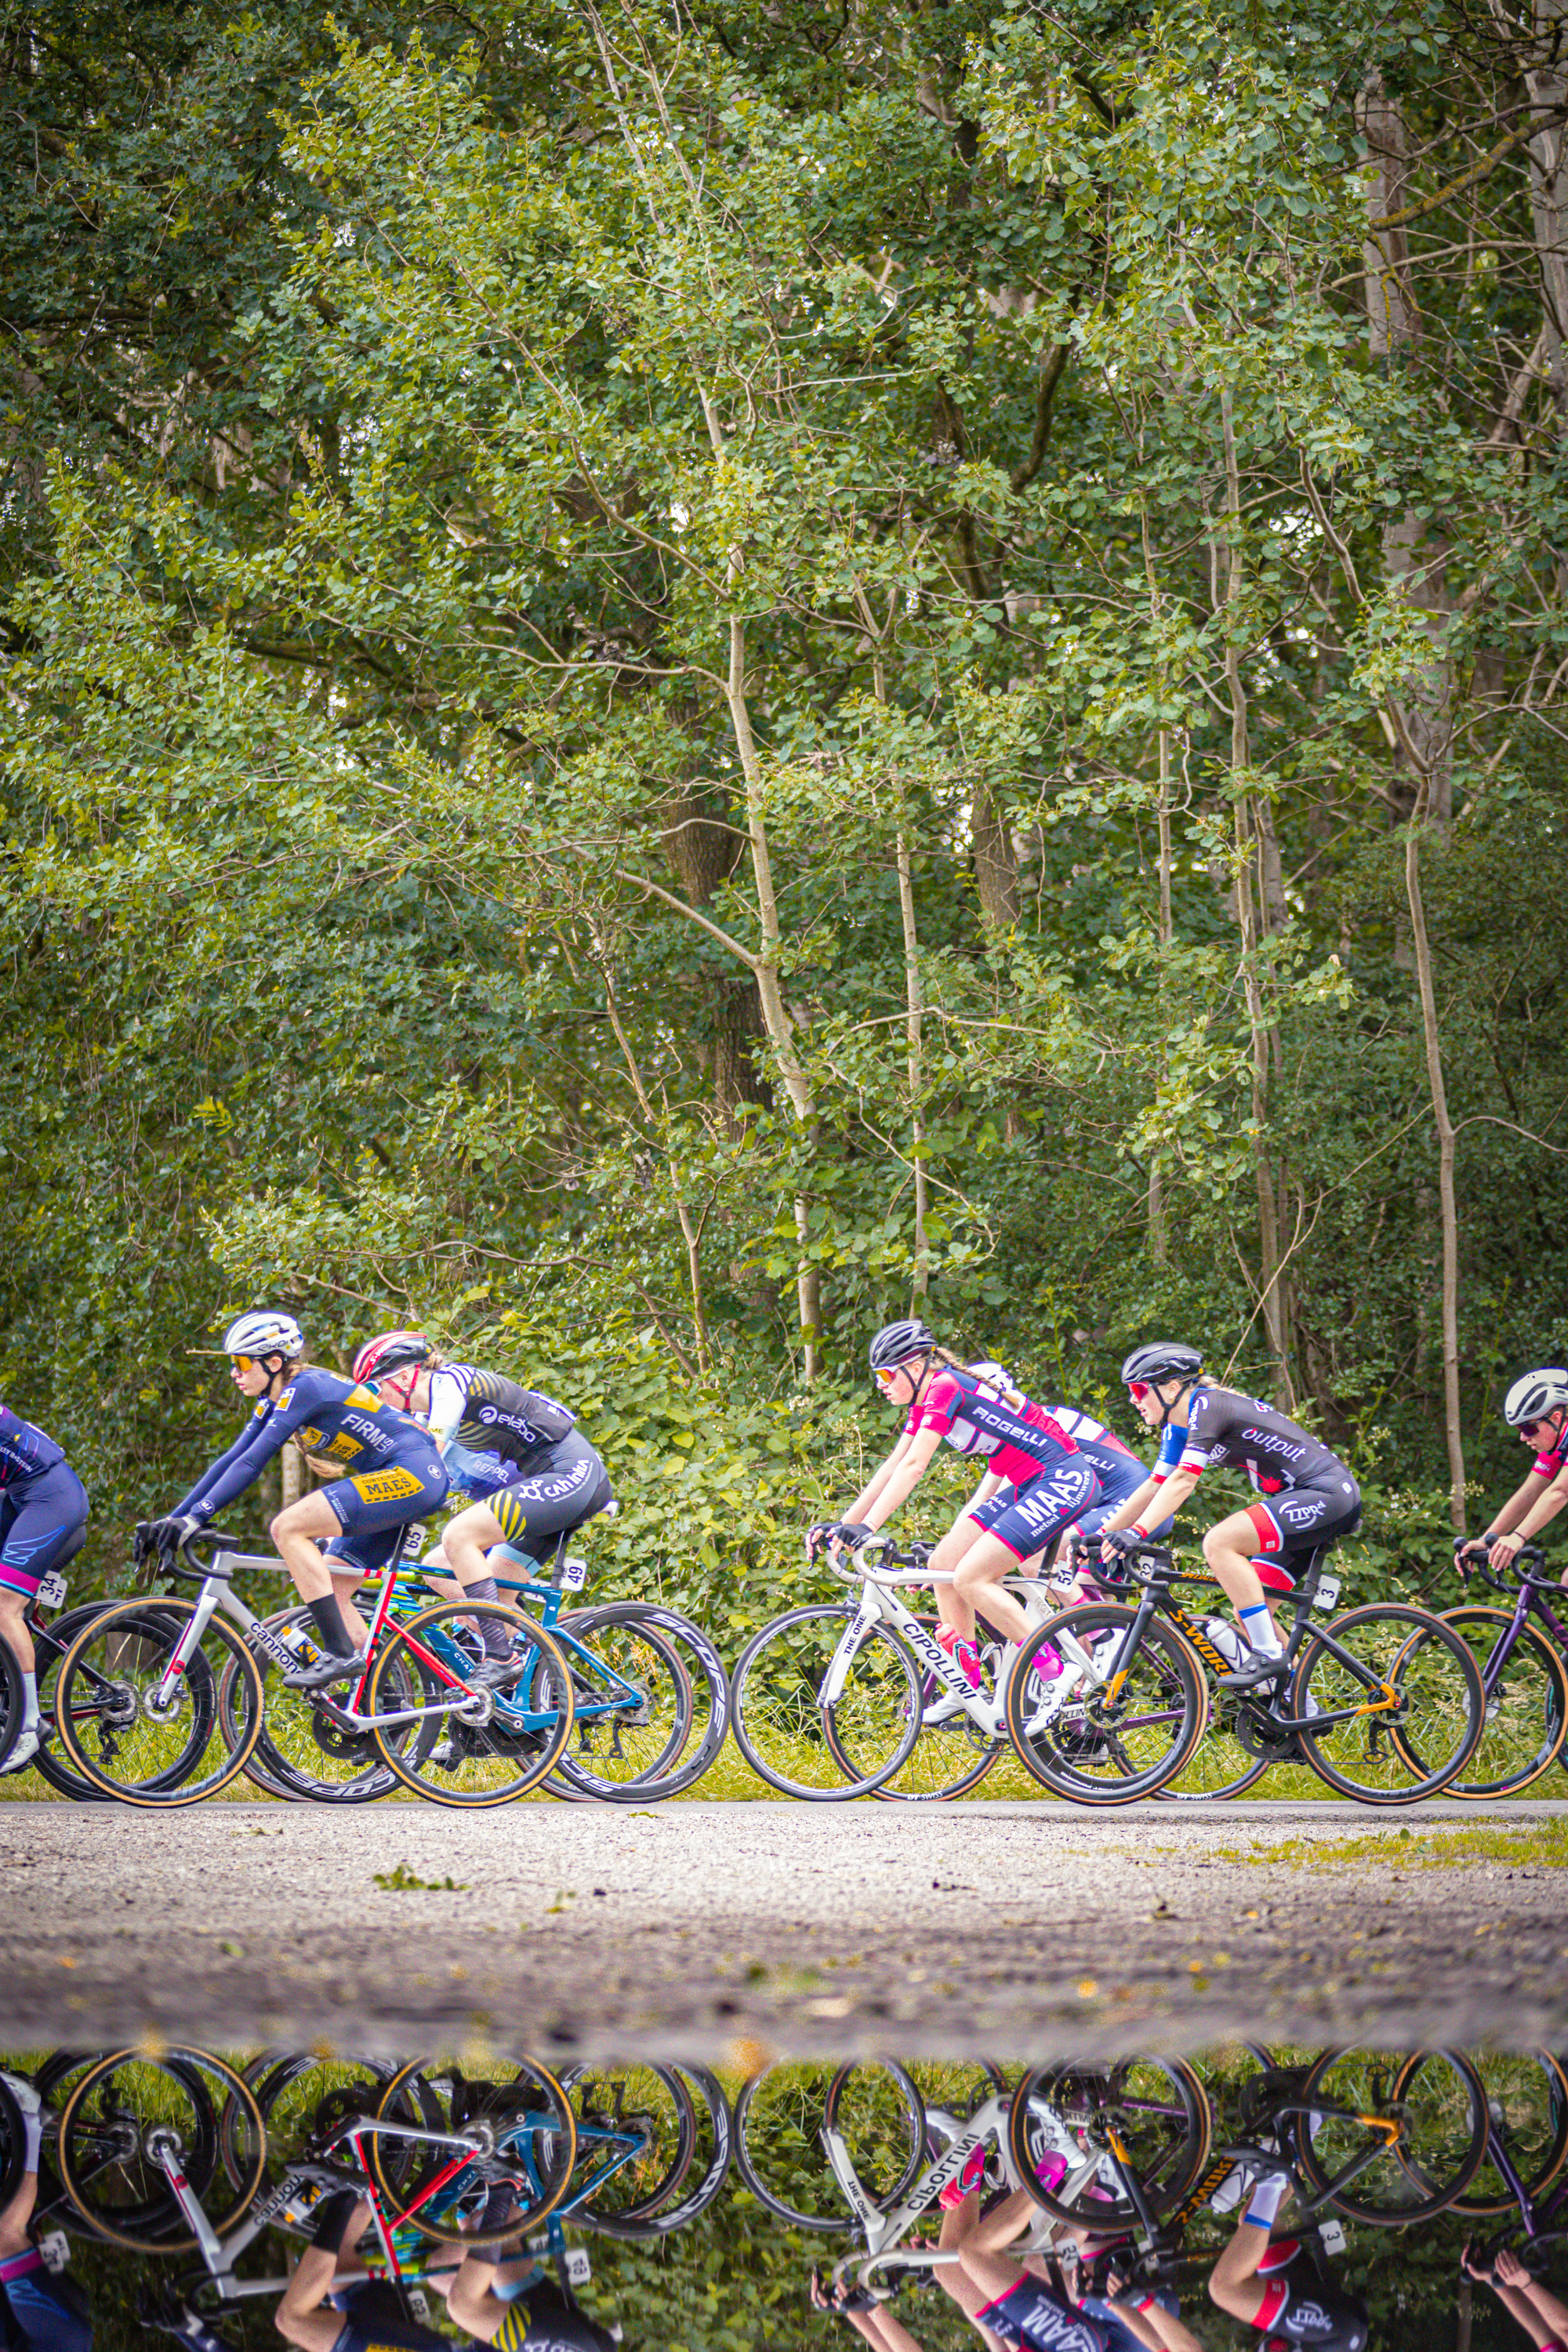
[977,2278,1110,2352]
[482,1433,614,1555]
[1081,2288,1179,2352]
[327,2280,448,2351]
[0,2252,93,2352]
[324,1445,449,1542]
[0,1462,89,1601]
[440,1439,514,1502]
[492,2280,619,2350]
[1253,2244,1368,2352]
[1243,1484,1362,1589]
[971,1460,1102,1561]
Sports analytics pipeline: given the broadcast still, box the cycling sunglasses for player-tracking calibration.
[230,1353,257,1372]
[1519,1414,1559,1439]
[1127,1380,1152,1400]
[873,1359,923,1387]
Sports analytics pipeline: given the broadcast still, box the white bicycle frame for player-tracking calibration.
[823,1544,1103,1740]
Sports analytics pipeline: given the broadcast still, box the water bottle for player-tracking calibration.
[1200,1615,1247,1668]
[278,1621,323,1670]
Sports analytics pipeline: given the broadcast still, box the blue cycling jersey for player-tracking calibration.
[0,1403,67,1491]
[175,1369,438,1526]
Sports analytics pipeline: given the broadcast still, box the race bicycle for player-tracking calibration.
[1439,1542,1568,1798]
[51,1526,575,1808]
[1002,1541,1486,1806]
[729,1537,1080,1800]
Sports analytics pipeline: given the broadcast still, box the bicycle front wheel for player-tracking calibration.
[1005,1606,1205,1805]
[1292,1604,1483,1803]
[546,1606,693,1801]
[54,1600,263,1806]
[1443,2049,1568,2216]
[731,1605,921,1798]
[56,2049,266,2251]
[367,1602,574,1806]
[1436,1606,1568,1798]
[222,1606,405,1804]
[371,2058,575,2244]
[1298,2048,1487,2223]
[733,2059,923,2232]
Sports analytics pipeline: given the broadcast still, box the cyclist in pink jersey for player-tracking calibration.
[813,1321,1102,1694]
[1457,1370,1568,1579]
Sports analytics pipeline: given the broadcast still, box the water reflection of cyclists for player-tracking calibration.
[1207,2169,1368,2352]
[0,2071,92,2350]
[1462,2245,1568,2352]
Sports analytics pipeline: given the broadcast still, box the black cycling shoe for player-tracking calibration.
[1218,1654,1290,1690]
[283,1649,365,1690]
[470,1647,528,1690]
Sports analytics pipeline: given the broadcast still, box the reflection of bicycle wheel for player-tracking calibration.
[1442,2049,1568,2216]
[56,2049,265,2251]
[0,2078,24,2211]
[636,2065,732,2234]
[560,2063,695,2232]
[1432,1608,1568,1798]
[54,1602,263,1806]
[731,1606,920,1798]
[1010,2056,1212,2226]
[733,2059,923,2232]
[370,2058,576,2243]
[1006,1608,1205,1805]
[1292,1605,1483,1803]
[368,1603,574,1806]
[1295,2049,1487,2223]
[241,2052,397,2176]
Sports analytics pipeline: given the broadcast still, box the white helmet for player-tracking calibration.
[222,1309,304,1363]
[1503,1369,1568,1428]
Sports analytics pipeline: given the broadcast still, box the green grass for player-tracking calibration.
[1200,1816,1568,1868]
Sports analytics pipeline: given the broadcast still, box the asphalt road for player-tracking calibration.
[3,1797,1562,2059]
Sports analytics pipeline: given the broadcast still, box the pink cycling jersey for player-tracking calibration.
[906,1367,1079,1485]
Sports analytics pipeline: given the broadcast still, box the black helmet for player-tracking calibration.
[1120,1341,1203,1386]
[869,1319,935,1374]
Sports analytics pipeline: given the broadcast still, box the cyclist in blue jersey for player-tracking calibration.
[1096,1344,1361,1689]
[143,1312,449,1689]
[815,1321,1103,1697]
[0,1400,89,1775]
[1457,1370,1568,1579]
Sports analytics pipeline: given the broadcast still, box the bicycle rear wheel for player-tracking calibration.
[1005,1607,1205,1804]
[828,1611,1007,1801]
[30,1603,125,1799]
[371,2058,576,2243]
[56,2049,265,2251]
[53,1600,263,1806]
[1291,1605,1483,1802]
[586,1602,731,1798]
[1443,2049,1568,2216]
[559,2063,695,2233]
[366,1602,573,1806]
[1434,1606,1568,1798]
[1009,2056,1213,2226]
[546,1607,692,1800]
[1298,2048,1487,2223]
[731,1605,921,1798]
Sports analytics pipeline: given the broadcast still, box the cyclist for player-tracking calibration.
[350,1334,613,1666]
[1096,1345,1362,1689]
[1461,2244,1568,2352]
[274,2190,449,2350]
[441,2183,620,2349]
[959,1368,1172,1594]
[1206,2170,1368,2352]
[143,1312,449,1689]
[819,1321,1102,1694]
[0,2069,93,2350]
[1457,1369,1568,1577]
[0,1399,89,1775]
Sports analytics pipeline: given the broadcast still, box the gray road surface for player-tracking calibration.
[4,1798,1563,2056]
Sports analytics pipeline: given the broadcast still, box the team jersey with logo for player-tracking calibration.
[1160,1385,1348,1497]
[175,1368,437,1524]
[0,1403,67,1492]
[1531,1428,1568,1479]
[424,1363,576,1474]
[906,1367,1080,1486]
[1043,1403,1142,1483]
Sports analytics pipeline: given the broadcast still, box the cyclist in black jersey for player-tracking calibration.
[1207,2170,1367,2352]
[0,1399,89,1775]
[350,1334,613,1672]
[144,1312,449,1689]
[1096,1345,1361,1689]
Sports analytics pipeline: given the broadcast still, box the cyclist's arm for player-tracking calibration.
[1488,2281,1557,2349]
[857,1425,945,1531]
[1512,2263,1568,2347]
[179,1385,324,1523]
[1497,1467,1568,1549]
[1101,1468,1199,1537]
[844,1431,919,1526]
[174,1411,276,1519]
[861,2306,927,2352]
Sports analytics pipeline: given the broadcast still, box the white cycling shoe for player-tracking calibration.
[1,1727,40,1774]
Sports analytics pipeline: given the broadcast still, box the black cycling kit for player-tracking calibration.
[0,1403,89,1602]
[425,1364,613,1558]
[1160,1385,1361,1581]
[977,2275,1110,2352]
[1250,2240,1369,2352]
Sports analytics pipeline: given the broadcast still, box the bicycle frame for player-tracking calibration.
[826,1544,1069,1736]
[825,2091,1020,2264]
[1468,1546,1568,1715]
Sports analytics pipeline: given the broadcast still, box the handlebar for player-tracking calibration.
[1459,1540,1556,1592]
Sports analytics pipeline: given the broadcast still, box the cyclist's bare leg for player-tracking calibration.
[1207,2198,1287,2324]
[448,2252,543,2343]
[949,1533,1035,1646]
[0,2161,35,2258]
[0,1591,34,1677]
[275,2196,374,2351]
[1200,1509,1274,1621]
[440,1501,507,1588]
[270,1491,350,1602]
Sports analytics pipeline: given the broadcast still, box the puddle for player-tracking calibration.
[1,2037,1555,2347]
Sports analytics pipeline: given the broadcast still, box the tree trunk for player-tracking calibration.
[1149,726,1173,1263]
[895,824,931,1302]
[1404,804,1468,1525]
[1513,0,1568,419]
[971,778,1018,934]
